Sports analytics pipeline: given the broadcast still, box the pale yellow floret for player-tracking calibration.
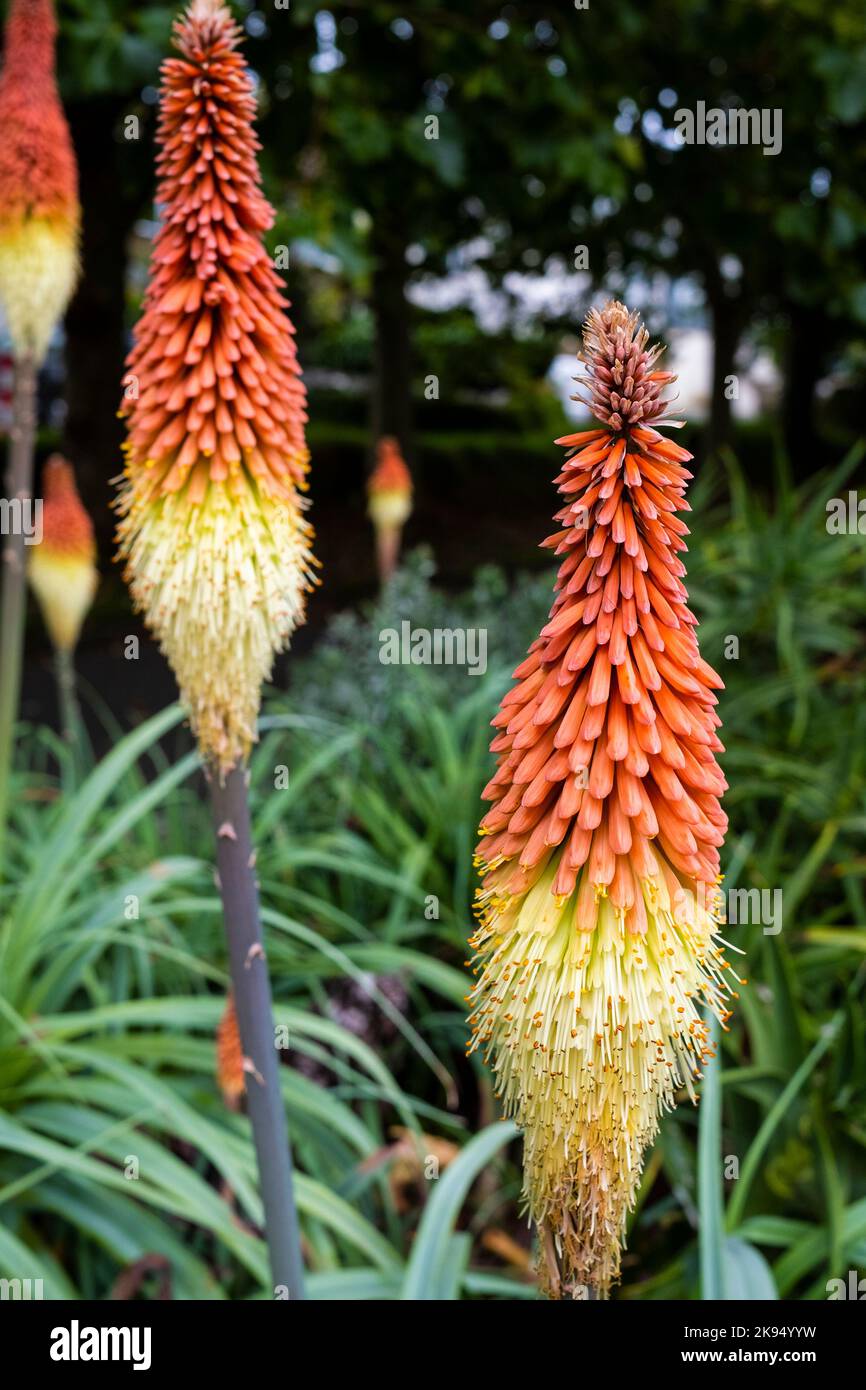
[28,549,98,652]
[0,217,79,364]
[467,851,734,1298]
[368,489,412,531]
[117,474,314,776]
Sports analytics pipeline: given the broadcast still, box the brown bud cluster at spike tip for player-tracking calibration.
[116,0,316,775]
[28,457,98,653]
[574,301,680,433]
[0,0,80,364]
[467,301,742,1299]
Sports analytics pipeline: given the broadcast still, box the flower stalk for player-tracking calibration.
[0,354,36,865]
[211,767,305,1298]
[54,647,81,765]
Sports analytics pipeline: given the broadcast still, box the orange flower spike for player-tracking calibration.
[28,456,98,652]
[116,0,315,775]
[467,302,739,1299]
[367,436,412,582]
[0,0,80,363]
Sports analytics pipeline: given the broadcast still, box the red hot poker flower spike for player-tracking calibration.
[28,455,98,652]
[367,435,412,582]
[467,301,740,1298]
[0,0,80,363]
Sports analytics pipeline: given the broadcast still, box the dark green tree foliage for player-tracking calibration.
[27,0,866,509]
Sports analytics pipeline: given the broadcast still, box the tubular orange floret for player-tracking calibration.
[28,456,98,652]
[216,991,246,1108]
[0,0,80,363]
[467,300,736,1299]
[116,0,316,774]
